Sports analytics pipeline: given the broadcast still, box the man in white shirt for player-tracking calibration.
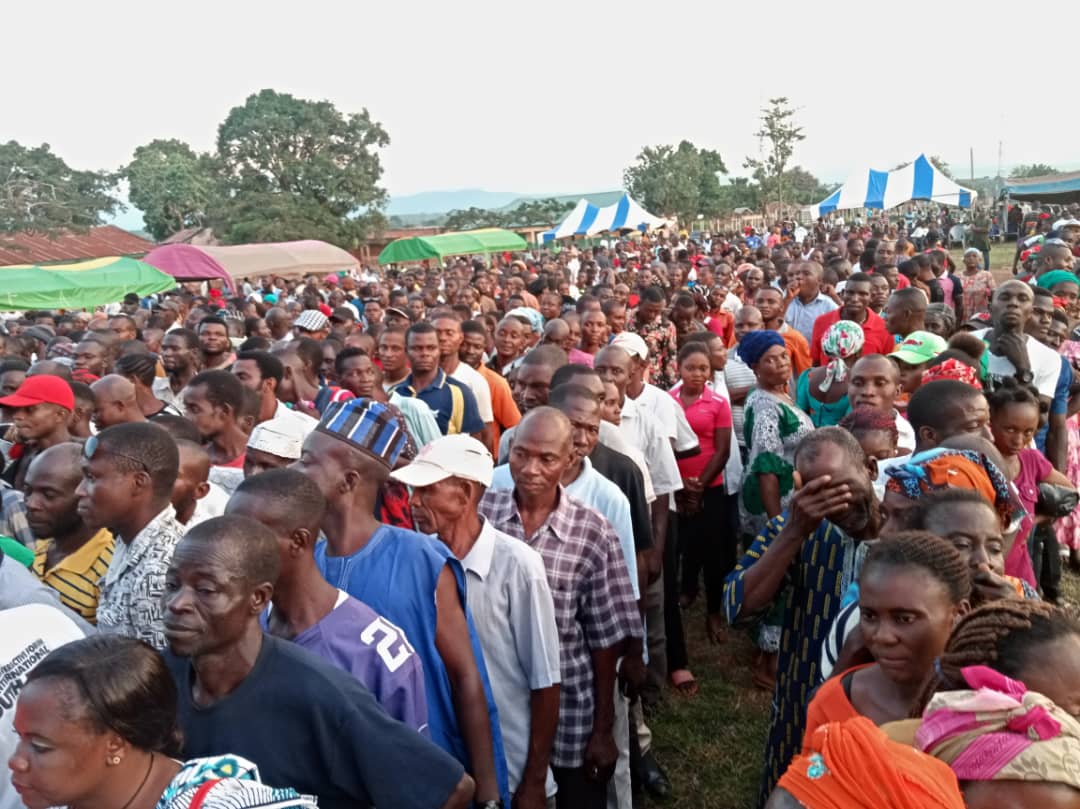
[0,603,87,809]
[974,280,1061,401]
[433,314,496,452]
[391,436,561,809]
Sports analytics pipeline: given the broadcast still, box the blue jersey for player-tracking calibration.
[315,525,510,805]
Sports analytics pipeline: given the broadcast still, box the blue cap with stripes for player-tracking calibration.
[315,398,408,469]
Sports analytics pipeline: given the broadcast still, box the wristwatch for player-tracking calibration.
[1016,369,1034,384]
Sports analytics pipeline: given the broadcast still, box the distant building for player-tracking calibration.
[0,225,154,266]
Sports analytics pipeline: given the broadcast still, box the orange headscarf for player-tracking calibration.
[778,716,965,809]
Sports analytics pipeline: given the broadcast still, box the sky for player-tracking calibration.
[7,0,1079,213]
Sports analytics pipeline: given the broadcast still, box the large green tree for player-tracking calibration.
[211,89,389,248]
[1011,163,1059,179]
[124,139,216,241]
[0,141,119,235]
[744,97,805,212]
[624,140,727,224]
[758,166,831,206]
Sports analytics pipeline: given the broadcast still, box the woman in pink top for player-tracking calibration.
[672,342,733,647]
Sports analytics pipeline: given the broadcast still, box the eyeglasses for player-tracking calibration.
[83,435,150,475]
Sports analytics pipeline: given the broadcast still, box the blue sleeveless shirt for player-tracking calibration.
[315,524,510,804]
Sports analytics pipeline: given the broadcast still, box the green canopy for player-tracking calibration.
[378,228,527,264]
[0,256,176,310]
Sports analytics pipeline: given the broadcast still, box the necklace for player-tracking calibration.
[118,753,155,809]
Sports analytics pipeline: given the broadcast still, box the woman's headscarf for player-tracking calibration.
[1034,270,1080,291]
[917,665,1080,791]
[884,448,1021,529]
[779,716,965,809]
[922,359,982,389]
[737,329,785,367]
[819,320,865,393]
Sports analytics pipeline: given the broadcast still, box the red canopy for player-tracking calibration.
[143,244,234,292]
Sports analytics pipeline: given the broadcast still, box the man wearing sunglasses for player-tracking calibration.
[76,422,184,649]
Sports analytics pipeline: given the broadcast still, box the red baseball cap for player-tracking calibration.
[0,375,75,411]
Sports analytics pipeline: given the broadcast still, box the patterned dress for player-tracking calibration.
[739,388,815,538]
[627,313,679,390]
[156,755,317,809]
[960,269,996,317]
[1057,340,1080,551]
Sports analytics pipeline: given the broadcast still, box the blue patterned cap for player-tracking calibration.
[316,398,408,469]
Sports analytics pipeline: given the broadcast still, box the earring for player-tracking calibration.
[109,756,121,765]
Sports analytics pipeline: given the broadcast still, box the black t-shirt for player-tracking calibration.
[590,442,654,552]
[165,635,463,809]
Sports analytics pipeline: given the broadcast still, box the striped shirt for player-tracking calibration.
[33,528,114,623]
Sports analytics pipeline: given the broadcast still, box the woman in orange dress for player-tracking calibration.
[801,532,971,750]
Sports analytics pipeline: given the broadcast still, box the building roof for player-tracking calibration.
[0,225,155,267]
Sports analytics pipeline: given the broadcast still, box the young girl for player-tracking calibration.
[671,343,733,646]
[802,532,971,746]
[987,382,1075,587]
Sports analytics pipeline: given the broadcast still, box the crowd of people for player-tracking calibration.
[4,212,1080,809]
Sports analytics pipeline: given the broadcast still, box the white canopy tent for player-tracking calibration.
[541,193,669,243]
[809,154,977,219]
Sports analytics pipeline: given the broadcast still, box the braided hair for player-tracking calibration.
[838,406,899,447]
[915,599,1079,714]
[862,531,972,605]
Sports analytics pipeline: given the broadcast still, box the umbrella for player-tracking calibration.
[0,256,175,310]
[378,228,527,264]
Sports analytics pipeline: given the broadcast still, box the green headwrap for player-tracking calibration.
[1034,270,1080,290]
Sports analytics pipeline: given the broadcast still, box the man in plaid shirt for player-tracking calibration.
[480,407,642,809]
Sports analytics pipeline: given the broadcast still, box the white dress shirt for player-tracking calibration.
[459,519,561,797]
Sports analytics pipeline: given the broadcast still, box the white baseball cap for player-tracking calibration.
[610,331,649,361]
[389,434,493,488]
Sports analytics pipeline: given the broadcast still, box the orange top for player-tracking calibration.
[781,326,813,380]
[802,664,873,754]
[477,363,521,448]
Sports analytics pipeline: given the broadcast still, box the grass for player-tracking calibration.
[645,569,1080,808]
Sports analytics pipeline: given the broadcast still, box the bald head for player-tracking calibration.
[543,318,570,345]
[90,374,144,429]
[25,442,86,539]
[510,406,573,476]
[27,441,84,489]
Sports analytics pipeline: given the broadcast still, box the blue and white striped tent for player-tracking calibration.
[810,154,977,219]
[541,193,668,243]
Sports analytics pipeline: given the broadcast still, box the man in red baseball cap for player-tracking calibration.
[0,375,74,488]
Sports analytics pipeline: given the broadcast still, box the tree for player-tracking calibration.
[714,177,760,213]
[443,198,575,231]
[744,97,805,213]
[125,139,216,241]
[891,155,955,179]
[0,141,119,235]
[624,140,727,224]
[1011,163,1059,179]
[443,206,500,230]
[758,166,831,207]
[212,89,390,249]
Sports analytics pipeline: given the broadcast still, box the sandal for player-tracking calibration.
[669,669,699,697]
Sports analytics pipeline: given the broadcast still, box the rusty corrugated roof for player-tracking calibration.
[0,225,155,266]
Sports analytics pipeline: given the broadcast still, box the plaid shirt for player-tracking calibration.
[479,487,641,768]
[0,483,34,547]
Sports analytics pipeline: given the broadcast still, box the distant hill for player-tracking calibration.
[386,189,623,228]
[385,190,528,216]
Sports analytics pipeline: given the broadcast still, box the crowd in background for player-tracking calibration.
[5,208,1080,809]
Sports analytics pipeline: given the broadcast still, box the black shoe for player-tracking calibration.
[640,751,672,801]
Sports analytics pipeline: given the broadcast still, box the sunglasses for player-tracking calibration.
[83,435,150,475]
